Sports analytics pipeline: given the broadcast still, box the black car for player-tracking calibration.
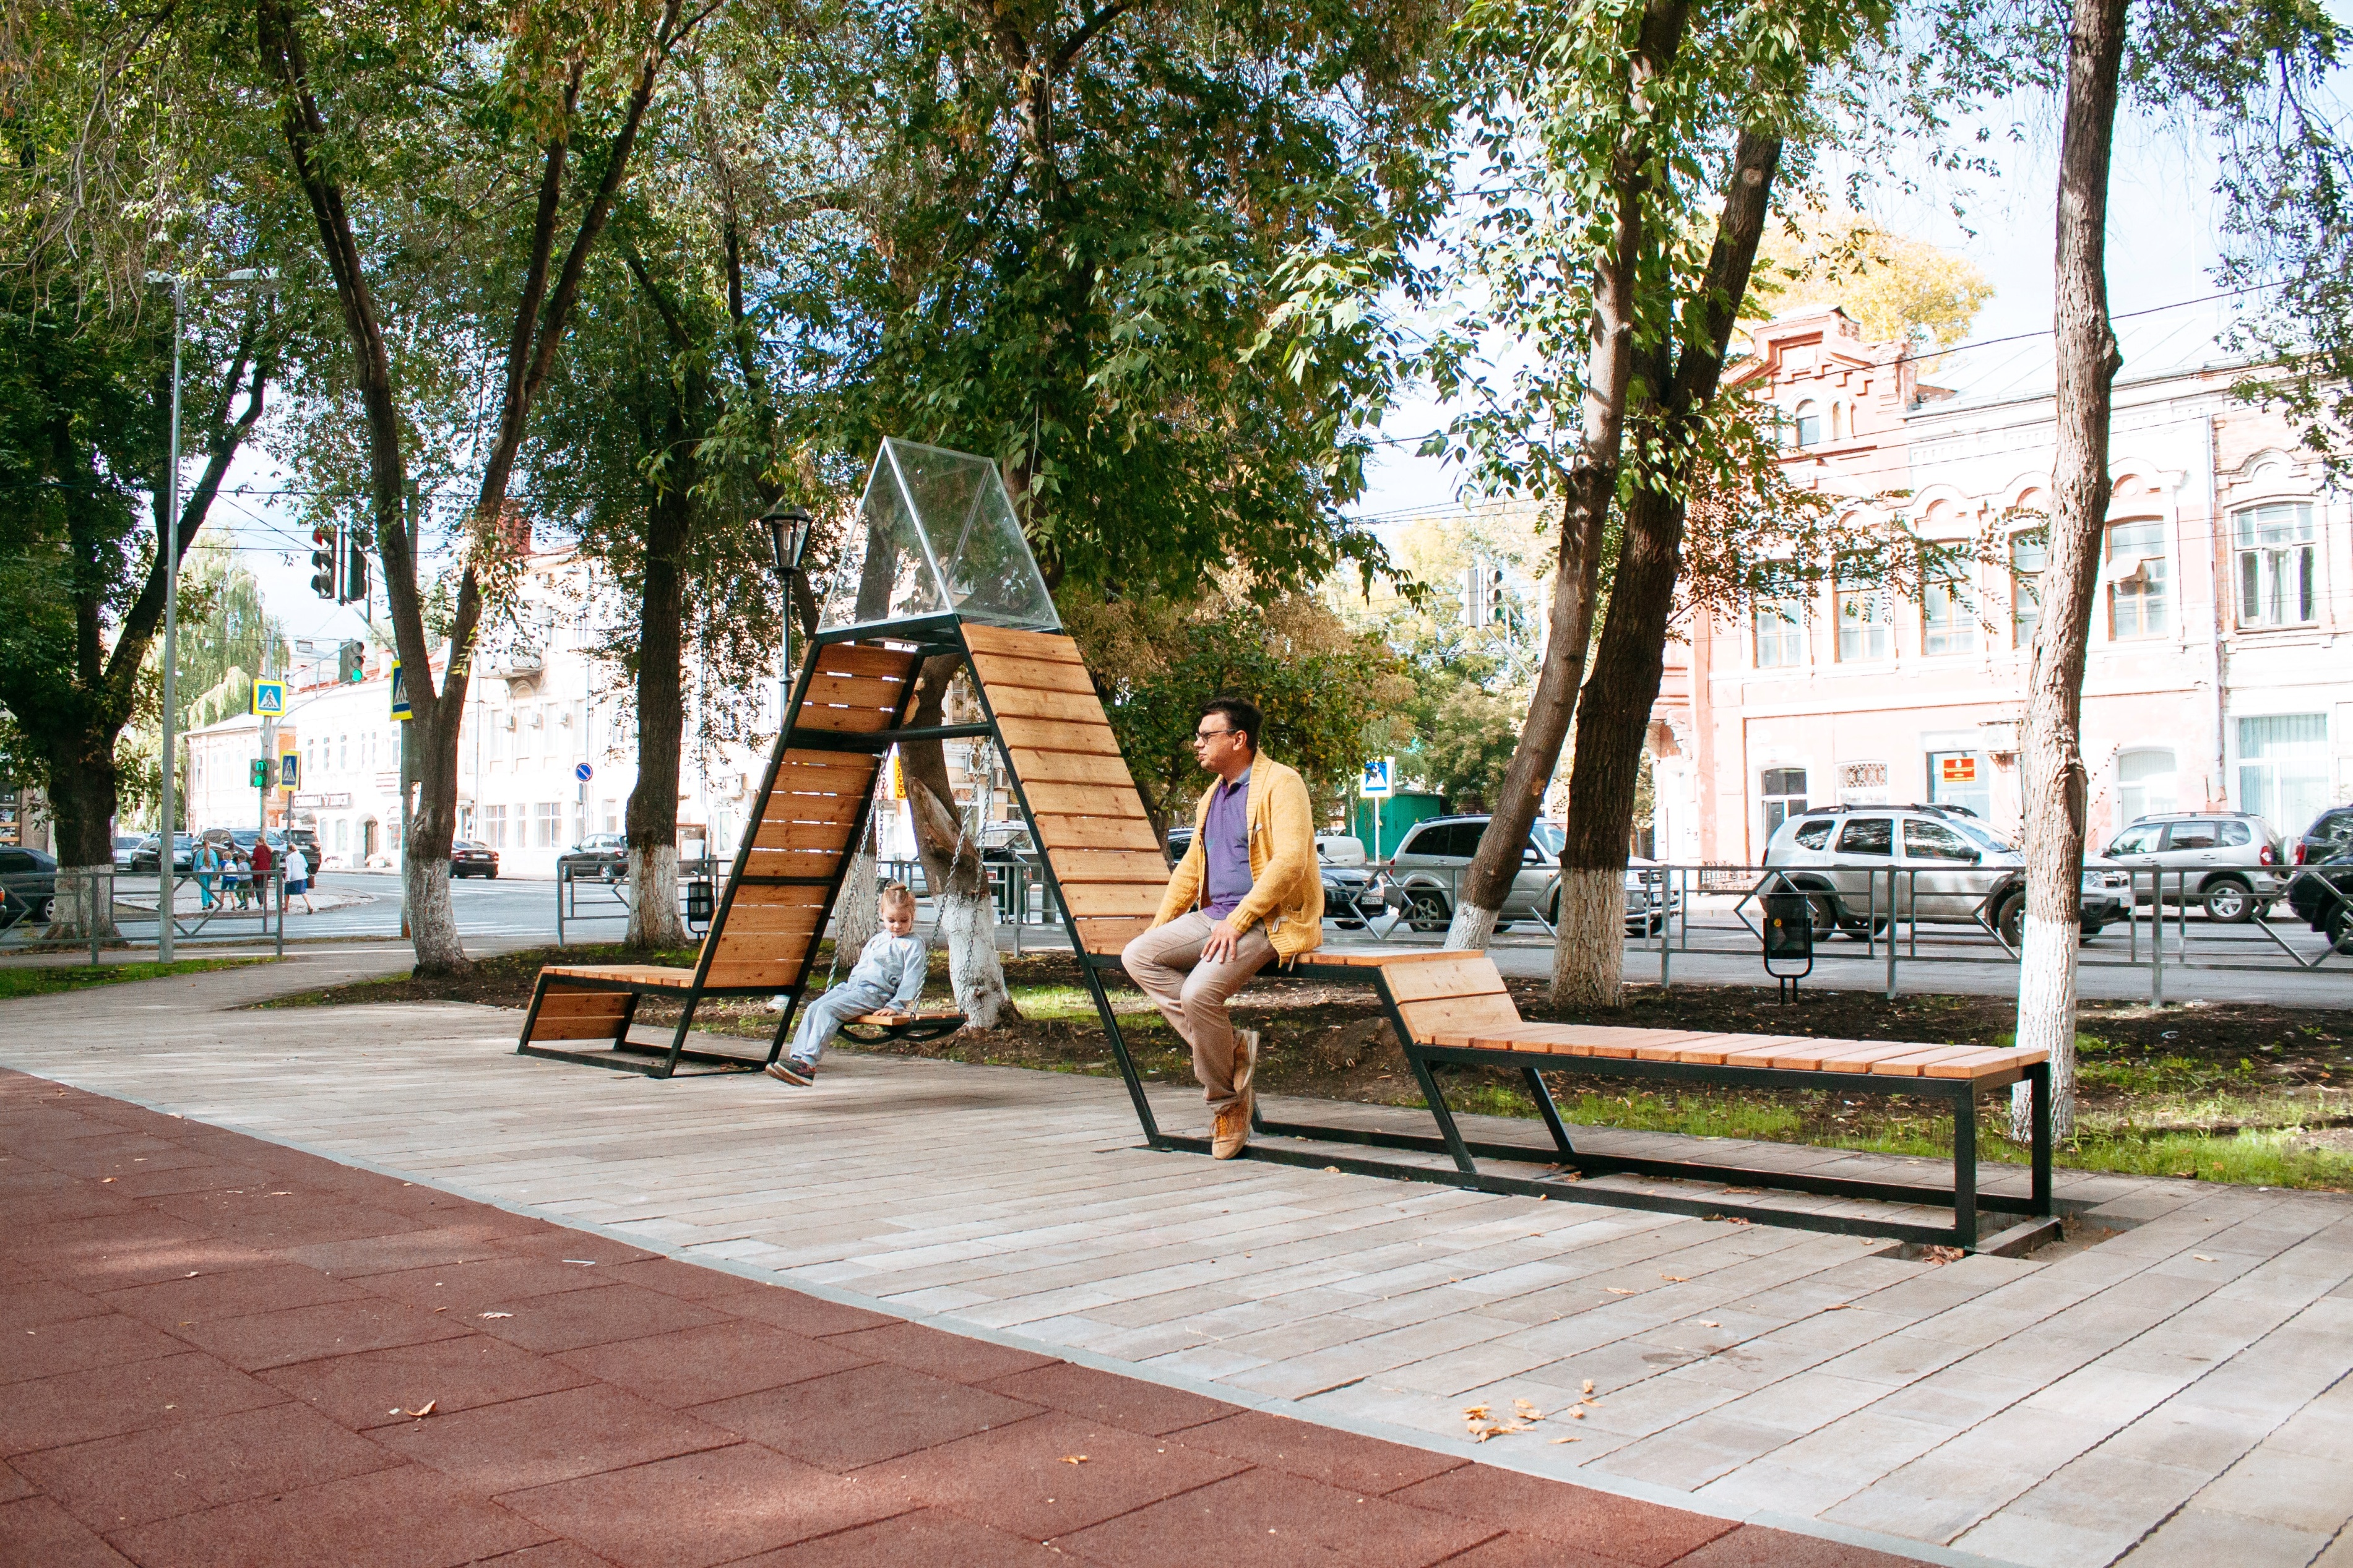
[2286,848,2353,948]
[451,841,501,878]
[128,832,196,874]
[556,833,628,882]
[0,846,57,924]
[2294,804,2353,868]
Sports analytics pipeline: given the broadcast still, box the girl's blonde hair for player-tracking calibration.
[878,882,917,912]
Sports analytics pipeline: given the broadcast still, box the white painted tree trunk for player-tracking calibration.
[935,882,1010,1028]
[835,846,879,960]
[1443,902,1500,951]
[1549,867,1625,1008]
[404,852,462,971]
[50,863,117,941]
[2011,917,2079,1140]
[626,843,685,949]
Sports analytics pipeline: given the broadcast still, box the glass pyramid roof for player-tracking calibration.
[814,438,1060,633]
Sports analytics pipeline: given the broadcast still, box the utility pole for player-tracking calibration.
[157,277,184,960]
[399,481,420,938]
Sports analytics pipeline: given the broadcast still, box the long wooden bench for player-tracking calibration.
[516,637,962,1077]
[1368,951,2055,1250]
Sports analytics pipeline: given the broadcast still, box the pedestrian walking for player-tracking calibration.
[767,884,928,1087]
[284,845,314,913]
[251,837,274,913]
[1121,696,1321,1160]
[227,850,251,910]
[194,838,218,910]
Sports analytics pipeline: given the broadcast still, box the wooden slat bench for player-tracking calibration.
[1373,951,2056,1251]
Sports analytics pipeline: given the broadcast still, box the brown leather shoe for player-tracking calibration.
[1211,1101,1250,1160]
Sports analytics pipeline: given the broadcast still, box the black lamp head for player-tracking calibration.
[759,502,814,580]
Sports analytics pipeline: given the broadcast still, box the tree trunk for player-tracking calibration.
[900,653,1016,1028]
[1446,0,1688,952]
[46,732,119,939]
[836,843,879,958]
[1553,128,1784,1009]
[2013,0,2130,1142]
[625,443,691,950]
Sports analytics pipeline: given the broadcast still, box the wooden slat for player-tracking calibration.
[1661,1032,1811,1065]
[1628,1032,1750,1062]
[1305,948,1466,968]
[801,671,907,707]
[779,749,881,778]
[1395,992,1523,1043]
[702,962,802,988]
[542,965,697,988]
[969,652,1095,694]
[983,686,1110,725]
[708,932,813,965]
[1076,915,1155,954]
[1379,955,1510,1004]
[1436,1022,1596,1052]
[1866,1045,1994,1077]
[1022,783,1147,820]
[794,702,894,733]
[713,908,823,942]
[759,791,863,827]
[1046,849,1172,884]
[1711,1036,1849,1070]
[744,851,846,881]
[816,645,919,679]
[1923,1047,2044,1080]
[1006,749,1134,788]
[1818,1039,1962,1074]
[1035,814,1161,851]
[751,819,855,854]
[994,717,1121,757]
[725,883,831,909]
[1058,881,1168,918]
[527,1017,632,1041]
[533,991,631,1019]
[963,623,1084,663]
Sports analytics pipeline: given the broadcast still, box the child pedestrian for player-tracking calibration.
[227,850,251,910]
[284,844,314,914]
[767,884,926,1087]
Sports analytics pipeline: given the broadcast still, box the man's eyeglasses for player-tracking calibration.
[1191,726,1236,745]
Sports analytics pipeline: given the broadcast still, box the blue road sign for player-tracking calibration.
[574,762,593,784]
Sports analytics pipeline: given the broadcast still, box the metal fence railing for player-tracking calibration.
[2,864,289,963]
[553,859,721,947]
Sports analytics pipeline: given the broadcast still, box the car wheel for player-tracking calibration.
[1493,921,1515,933]
[2080,923,2105,942]
[1404,888,1451,932]
[1995,892,2025,949]
[486,868,498,880]
[2202,876,2255,924]
[2328,905,2353,954]
[33,898,53,924]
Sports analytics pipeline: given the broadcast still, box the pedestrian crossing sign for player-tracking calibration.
[389,660,412,722]
[251,680,285,717]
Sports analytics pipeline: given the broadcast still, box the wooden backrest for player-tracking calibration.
[1376,953,1524,1043]
[962,623,1168,956]
[699,641,915,990]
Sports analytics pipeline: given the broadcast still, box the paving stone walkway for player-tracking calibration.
[0,1070,1920,1567]
[3,956,2350,1566]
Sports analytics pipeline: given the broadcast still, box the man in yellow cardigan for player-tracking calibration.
[1124,697,1323,1159]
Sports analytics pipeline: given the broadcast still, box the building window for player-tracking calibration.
[1920,573,1977,656]
[533,801,562,848]
[2237,715,2328,836]
[1792,400,1821,448]
[483,804,507,850]
[2010,531,2044,648]
[2117,748,2177,824]
[338,734,348,771]
[334,819,349,853]
[1928,751,1990,818]
[1760,768,1808,837]
[1835,561,1889,661]
[2234,502,2316,627]
[1753,599,1805,668]
[2106,519,2169,639]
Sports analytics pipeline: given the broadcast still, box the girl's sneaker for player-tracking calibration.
[767,1058,817,1087]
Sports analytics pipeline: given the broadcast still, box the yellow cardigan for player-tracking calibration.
[1152,754,1324,960]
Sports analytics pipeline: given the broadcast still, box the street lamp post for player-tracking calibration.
[759,502,813,715]
[149,268,275,961]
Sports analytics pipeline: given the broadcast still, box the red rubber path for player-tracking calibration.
[0,1070,1928,1566]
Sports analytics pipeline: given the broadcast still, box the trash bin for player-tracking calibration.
[1761,889,1813,1001]
[686,878,715,931]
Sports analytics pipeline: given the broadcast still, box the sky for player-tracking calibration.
[212,101,2238,640]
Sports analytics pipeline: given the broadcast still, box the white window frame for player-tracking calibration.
[2232,502,2318,628]
[2105,518,2169,640]
[1753,597,1806,668]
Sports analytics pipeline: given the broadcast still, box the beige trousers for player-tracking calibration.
[1121,911,1276,1111]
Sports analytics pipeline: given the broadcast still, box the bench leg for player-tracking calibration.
[765,993,800,1068]
[1405,1052,1477,1175]
[1952,1082,1979,1249]
[2029,1061,2053,1217]
[1523,1066,1578,1161]
[516,973,553,1050]
[657,994,700,1080]
[615,993,642,1051]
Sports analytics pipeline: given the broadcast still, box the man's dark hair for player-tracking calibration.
[1200,696,1261,753]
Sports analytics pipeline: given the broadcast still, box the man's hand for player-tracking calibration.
[1202,917,1243,963]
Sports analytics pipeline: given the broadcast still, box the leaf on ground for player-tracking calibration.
[1921,1246,1964,1265]
[1660,1274,1690,1282]
[393,1400,436,1418]
[1568,1408,1585,1419]
[1550,1435,1581,1444]
[1605,1287,1636,1296]
[1461,1405,1490,1419]
[1824,1304,1849,1311]
[479,1311,513,1319]
[1581,1379,1595,1395]
[1698,1320,1721,1328]
[100,1178,114,1183]
[2193,1254,2216,1262]
[1061,1455,1089,1464]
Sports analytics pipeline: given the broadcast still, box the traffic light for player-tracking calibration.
[343,534,369,604]
[249,757,270,788]
[309,525,338,599]
[338,640,364,683]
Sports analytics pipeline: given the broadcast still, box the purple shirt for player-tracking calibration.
[1202,766,1254,920]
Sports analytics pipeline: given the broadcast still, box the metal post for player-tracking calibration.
[89,869,100,966]
[2151,869,2166,1008]
[157,275,184,962]
[1885,867,1899,999]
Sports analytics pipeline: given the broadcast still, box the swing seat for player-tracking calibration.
[837,1009,969,1043]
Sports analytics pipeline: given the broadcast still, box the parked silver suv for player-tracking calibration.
[2100,812,2286,922]
[1763,804,2132,946]
[1386,815,1673,935]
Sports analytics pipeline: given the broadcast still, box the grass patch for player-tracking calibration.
[0,958,270,1001]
